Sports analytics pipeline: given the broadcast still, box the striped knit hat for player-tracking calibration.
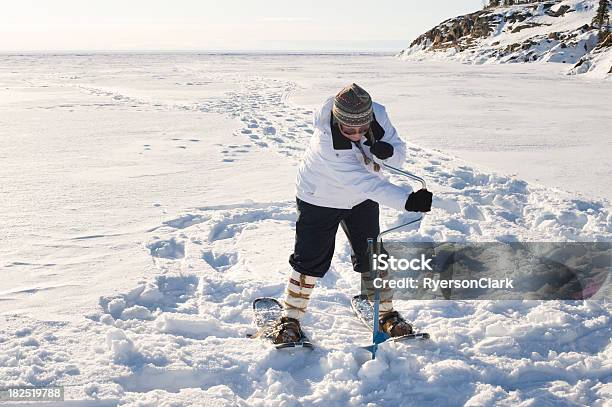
[332,83,373,127]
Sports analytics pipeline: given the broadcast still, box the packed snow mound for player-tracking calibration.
[397,0,611,78]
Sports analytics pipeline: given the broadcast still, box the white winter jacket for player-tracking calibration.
[295,97,412,211]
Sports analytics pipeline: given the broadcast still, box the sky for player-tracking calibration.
[1,0,484,52]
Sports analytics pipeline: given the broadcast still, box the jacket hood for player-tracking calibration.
[313,96,335,132]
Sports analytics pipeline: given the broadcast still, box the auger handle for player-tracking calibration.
[377,163,427,244]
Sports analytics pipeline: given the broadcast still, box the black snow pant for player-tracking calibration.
[289,198,381,278]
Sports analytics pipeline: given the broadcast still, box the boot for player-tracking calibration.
[379,311,413,337]
[270,316,303,344]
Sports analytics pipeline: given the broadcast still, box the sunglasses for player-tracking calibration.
[339,123,370,136]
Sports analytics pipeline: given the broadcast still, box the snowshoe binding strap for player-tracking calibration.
[269,316,303,344]
[379,311,413,337]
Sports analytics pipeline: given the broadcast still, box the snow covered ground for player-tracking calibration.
[0,53,610,406]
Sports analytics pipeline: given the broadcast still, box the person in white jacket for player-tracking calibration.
[271,83,432,344]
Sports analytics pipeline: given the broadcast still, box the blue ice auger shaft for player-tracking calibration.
[365,163,427,360]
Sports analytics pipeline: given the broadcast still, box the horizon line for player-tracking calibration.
[0,49,401,55]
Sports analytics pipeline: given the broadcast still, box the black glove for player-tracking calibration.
[370,141,394,160]
[405,189,433,212]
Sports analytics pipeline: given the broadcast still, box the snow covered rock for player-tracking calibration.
[398,0,611,78]
[568,31,612,76]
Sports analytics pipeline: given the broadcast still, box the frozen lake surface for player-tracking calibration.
[0,53,610,405]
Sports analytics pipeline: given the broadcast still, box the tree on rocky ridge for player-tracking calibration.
[592,0,610,43]
[592,0,610,29]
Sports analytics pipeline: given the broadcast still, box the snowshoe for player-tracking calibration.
[351,294,430,342]
[248,297,313,349]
